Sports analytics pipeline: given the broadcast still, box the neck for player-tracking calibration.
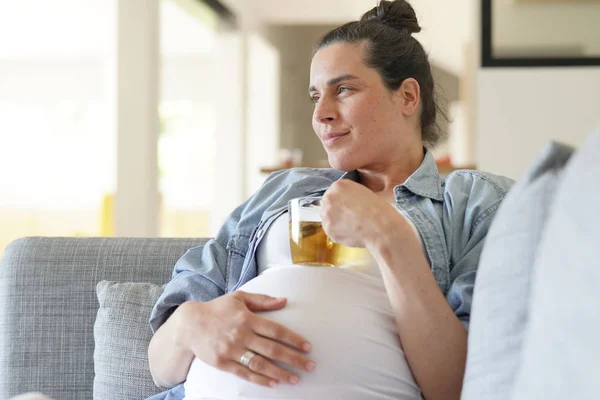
[357,146,424,201]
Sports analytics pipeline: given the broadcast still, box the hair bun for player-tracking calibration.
[360,0,421,34]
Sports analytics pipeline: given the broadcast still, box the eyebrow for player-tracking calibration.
[308,74,360,93]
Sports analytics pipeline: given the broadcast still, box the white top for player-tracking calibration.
[184,204,424,400]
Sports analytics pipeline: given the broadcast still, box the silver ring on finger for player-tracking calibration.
[239,350,257,368]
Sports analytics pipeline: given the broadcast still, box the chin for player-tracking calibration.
[327,153,357,172]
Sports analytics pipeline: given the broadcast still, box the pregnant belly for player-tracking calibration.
[184,266,420,400]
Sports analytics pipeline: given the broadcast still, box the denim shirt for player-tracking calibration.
[147,150,514,400]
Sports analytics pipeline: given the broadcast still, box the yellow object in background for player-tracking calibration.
[100,193,115,237]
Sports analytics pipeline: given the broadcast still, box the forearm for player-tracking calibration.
[369,230,467,400]
[148,303,196,389]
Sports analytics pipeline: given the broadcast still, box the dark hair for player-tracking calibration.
[313,0,447,148]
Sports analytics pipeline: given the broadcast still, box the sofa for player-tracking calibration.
[0,237,206,400]
[1,129,599,400]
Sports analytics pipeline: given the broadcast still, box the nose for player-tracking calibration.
[313,96,337,124]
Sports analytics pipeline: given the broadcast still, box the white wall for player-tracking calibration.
[493,0,600,56]
[162,55,217,100]
[0,58,115,210]
[476,68,600,179]
[246,34,280,197]
[209,30,281,234]
[211,33,246,235]
[0,59,109,103]
[412,0,475,76]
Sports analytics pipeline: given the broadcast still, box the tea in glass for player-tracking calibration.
[288,197,340,266]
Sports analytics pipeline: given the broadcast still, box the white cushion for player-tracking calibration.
[461,141,574,400]
[512,128,600,400]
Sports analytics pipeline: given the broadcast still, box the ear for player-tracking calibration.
[395,78,420,117]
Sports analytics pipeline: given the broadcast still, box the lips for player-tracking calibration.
[322,131,349,146]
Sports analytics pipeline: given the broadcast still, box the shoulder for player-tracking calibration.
[443,169,515,231]
[445,169,514,199]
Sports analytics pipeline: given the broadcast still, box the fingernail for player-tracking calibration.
[303,342,312,352]
[289,375,299,385]
[269,380,277,388]
[305,360,316,372]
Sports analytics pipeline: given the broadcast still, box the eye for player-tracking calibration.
[337,86,352,95]
[310,95,320,104]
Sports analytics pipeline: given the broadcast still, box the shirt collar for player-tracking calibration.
[305,149,443,202]
[395,149,444,201]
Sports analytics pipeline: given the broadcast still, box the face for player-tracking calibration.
[309,42,421,171]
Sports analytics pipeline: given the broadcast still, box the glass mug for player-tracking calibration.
[288,197,368,267]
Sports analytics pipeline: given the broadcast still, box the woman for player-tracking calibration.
[147,1,513,399]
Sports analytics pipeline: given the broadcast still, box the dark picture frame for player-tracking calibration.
[481,0,600,68]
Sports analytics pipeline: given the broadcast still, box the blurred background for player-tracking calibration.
[0,0,599,256]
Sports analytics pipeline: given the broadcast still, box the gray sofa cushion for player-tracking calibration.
[0,237,205,400]
[94,281,164,400]
[461,142,574,400]
[512,128,600,400]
